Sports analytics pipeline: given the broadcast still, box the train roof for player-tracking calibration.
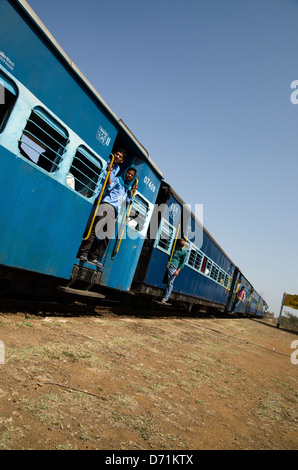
[15,0,163,178]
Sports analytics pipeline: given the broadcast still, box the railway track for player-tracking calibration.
[0,290,189,319]
[0,284,240,319]
[0,293,235,320]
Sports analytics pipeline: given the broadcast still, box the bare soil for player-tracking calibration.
[0,310,297,450]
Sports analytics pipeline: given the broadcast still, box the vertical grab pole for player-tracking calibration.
[233,279,241,302]
[168,224,180,267]
[83,154,115,241]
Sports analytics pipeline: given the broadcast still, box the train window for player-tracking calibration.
[18,106,69,173]
[210,264,219,281]
[0,72,18,133]
[204,259,212,276]
[156,219,175,254]
[218,270,225,285]
[128,194,150,232]
[187,247,203,271]
[68,146,103,198]
[185,241,230,286]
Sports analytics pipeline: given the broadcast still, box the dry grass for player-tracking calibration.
[0,313,297,450]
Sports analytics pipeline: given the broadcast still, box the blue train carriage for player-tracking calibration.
[260,299,268,317]
[250,292,267,318]
[71,122,163,294]
[0,0,163,295]
[131,182,237,314]
[227,271,267,317]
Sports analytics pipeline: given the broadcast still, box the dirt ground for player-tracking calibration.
[0,309,297,450]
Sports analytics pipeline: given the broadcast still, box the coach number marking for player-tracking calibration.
[144,176,156,193]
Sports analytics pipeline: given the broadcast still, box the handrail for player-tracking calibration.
[225,272,232,294]
[168,224,180,267]
[83,154,115,240]
[113,179,139,256]
[232,279,242,302]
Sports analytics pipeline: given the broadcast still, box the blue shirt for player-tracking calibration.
[96,157,120,198]
[102,173,132,215]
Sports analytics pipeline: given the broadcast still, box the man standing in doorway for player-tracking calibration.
[161,237,187,304]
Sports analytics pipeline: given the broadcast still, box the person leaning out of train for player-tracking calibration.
[77,166,137,268]
[98,148,127,189]
[80,148,127,237]
[231,285,246,312]
[161,237,188,304]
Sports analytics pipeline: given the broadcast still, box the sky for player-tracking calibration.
[26,0,298,316]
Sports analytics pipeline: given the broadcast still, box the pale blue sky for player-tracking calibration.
[27,0,298,316]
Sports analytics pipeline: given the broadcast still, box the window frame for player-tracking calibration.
[155,218,177,255]
[0,71,18,133]
[67,144,104,199]
[128,192,150,233]
[18,105,69,173]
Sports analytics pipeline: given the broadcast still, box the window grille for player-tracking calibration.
[68,146,103,198]
[218,270,225,285]
[210,264,219,281]
[188,248,203,271]
[18,106,69,173]
[156,219,175,254]
[205,259,212,276]
[185,240,231,287]
[129,194,150,232]
[0,72,17,133]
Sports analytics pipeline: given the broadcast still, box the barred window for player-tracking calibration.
[19,106,69,173]
[156,219,175,254]
[0,72,18,133]
[204,259,212,276]
[129,194,150,232]
[186,241,230,287]
[217,270,225,286]
[210,264,219,281]
[188,248,203,271]
[67,146,103,198]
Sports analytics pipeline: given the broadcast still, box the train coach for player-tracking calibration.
[130,182,267,317]
[0,0,268,317]
[0,0,162,297]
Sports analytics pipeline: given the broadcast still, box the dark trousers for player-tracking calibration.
[78,203,116,260]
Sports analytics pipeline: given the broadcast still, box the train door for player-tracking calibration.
[99,160,160,291]
[226,267,240,312]
[72,156,161,293]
